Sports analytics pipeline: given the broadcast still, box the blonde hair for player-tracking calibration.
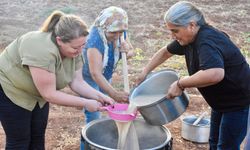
[40,10,88,42]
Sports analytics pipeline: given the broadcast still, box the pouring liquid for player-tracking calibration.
[115,94,166,149]
[115,101,139,150]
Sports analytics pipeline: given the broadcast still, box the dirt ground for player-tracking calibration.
[0,0,250,150]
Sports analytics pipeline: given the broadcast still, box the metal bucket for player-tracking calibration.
[81,118,172,150]
[181,115,210,143]
[130,69,189,125]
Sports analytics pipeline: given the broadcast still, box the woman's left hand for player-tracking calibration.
[97,94,115,105]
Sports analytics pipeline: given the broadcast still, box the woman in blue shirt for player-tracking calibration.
[81,6,133,149]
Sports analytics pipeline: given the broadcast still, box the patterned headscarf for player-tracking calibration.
[92,6,128,71]
[94,6,128,32]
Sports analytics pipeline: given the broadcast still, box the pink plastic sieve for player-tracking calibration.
[101,103,137,122]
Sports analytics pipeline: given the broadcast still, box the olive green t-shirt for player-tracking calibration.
[0,31,83,111]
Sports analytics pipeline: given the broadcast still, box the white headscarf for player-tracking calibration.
[93,6,128,70]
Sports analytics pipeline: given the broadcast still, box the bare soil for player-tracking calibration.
[0,0,250,150]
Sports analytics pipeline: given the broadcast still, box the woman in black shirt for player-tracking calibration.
[137,1,250,149]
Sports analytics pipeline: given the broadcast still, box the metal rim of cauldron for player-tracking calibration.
[81,118,172,150]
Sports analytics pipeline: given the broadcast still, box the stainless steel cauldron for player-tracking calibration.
[130,69,189,125]
[81,118,172,150]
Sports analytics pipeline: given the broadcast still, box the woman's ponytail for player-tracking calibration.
[40,11,64,32]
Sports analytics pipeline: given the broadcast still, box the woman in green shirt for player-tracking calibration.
[0,10,114,149]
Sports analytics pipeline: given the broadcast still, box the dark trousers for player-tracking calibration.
[0,85,49,150]
[209,107,249,150]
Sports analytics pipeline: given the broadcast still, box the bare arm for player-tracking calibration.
[179,68,224,88]
[136,46,173,84]
[70,68,114,104]
[29,66,102,112]
[87,48,129,102]
[167,68,224,99]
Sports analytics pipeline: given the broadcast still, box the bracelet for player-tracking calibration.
[177,78,185,91]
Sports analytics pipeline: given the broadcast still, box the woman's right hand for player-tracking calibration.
[84,99,103,112]
[166,81,183,99]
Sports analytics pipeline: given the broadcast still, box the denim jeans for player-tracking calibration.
[209,107,249,150]
[0,85,49,150]
[244,106,250,150]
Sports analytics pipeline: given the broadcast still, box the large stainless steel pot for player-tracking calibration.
[81,118,172,150]
[181,115,210,143]
[130,69,189,125]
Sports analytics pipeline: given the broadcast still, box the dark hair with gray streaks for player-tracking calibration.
[164,1,206,27]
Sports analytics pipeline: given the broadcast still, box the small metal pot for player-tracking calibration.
[181,115,210,143]
[130,69,189,125]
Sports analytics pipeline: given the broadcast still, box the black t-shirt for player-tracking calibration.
[167,25,250,112]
